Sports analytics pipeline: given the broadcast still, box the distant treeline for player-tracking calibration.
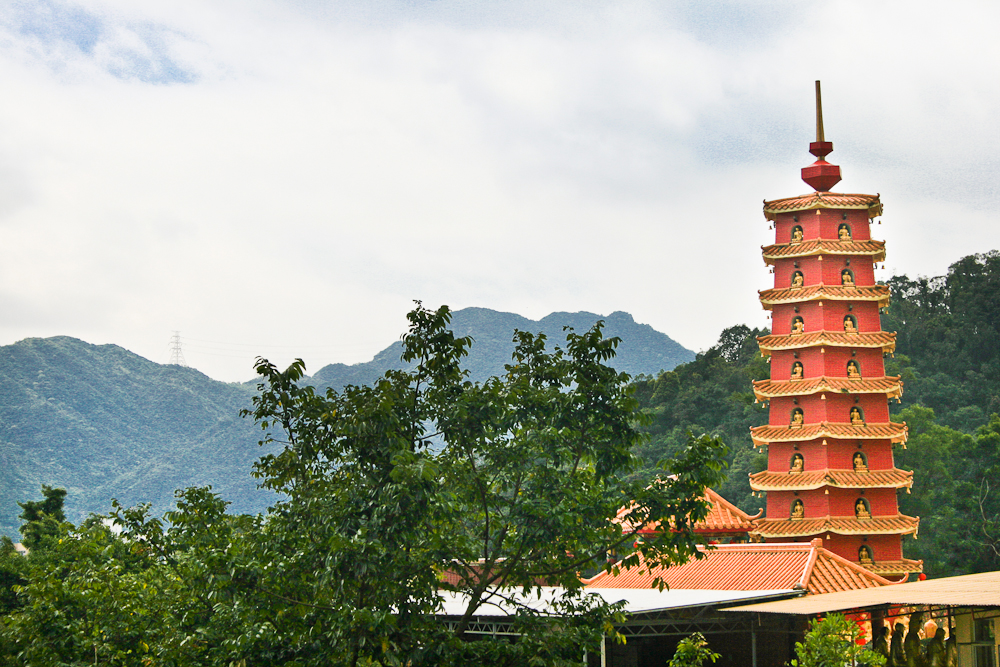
[630,250,1000,577]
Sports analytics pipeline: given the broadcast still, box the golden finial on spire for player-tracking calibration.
[815,80,825,143]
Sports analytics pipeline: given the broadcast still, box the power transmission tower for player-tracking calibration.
[168,331,187,366]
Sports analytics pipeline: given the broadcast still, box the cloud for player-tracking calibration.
[0,0,997,380]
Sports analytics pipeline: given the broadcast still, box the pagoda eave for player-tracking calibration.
[751,514,919,539]
[761,239,887,266]
[864,558,924,576]
[750,421,908,447]
[762,192,883,221]
[752,376,903,401]
[756,331,897,356]
[749,468,914,492]
[758,284,890,310]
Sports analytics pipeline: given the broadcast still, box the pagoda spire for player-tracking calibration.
[801,80,842,192]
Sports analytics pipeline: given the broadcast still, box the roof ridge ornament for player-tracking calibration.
[801,81,843,192]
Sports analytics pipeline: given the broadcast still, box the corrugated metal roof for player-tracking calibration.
[438,588,799,617]
[724,570,1000,614]
[585,541,891,595]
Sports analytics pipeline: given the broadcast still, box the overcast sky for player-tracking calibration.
[1,1,997,382]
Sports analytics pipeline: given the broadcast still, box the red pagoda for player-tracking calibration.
[747,82,922,579]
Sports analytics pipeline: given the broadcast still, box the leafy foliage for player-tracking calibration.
[630,325,770,514]
[0,304,727,666]
[668,632,721,667]
[790,614,886,667]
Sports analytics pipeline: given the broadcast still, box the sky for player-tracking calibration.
[1,0,998,382]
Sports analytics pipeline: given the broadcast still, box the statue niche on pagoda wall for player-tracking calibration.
[790,408,804,427]
[847,360,861,379]
[855,498,871,520]
[791,362,804,380]
[853,451,868,472]
[843,315,858,333]
[850,407,865,425]
[790,453,804,473]
[838,223,852,241]
[792,316,805,335]
[859,545,875,565]
[842,269,855,287]
[790,499,805,520]
[791,225,804,243]
[791,271,804,288]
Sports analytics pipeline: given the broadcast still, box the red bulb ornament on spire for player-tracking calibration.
[801,81,842,192]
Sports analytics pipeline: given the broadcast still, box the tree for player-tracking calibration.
[16,485,66,551]
[790,614,886,667]
[1,303,729,667]
[668,633,720,667]
[237,302,729,665]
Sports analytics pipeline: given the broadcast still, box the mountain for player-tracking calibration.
[309,308,694,389]
[0,336,278,538]
[0,309,694,537]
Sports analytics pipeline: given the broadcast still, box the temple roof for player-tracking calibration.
[759,284,890,310]
[763,192,883,221]
[749,468,914,492]
[750,421,908,447]
[615,486,760,536]
[752,376,903,401]
[752,514,919,539]
[865,559,924,576]
[761,239,887,266]
[584,540,893,594]
[757,331,897,355]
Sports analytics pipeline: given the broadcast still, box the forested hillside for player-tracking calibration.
[0,338,276,537]
[0,309,693,537]
[630,250,1000,577]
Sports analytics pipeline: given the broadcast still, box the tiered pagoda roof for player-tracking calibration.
[584,540,894,594]
[758,284,890,309]
[614,486,760,537]
[749,468,914,492]
[752,514,919,539]
[750,421,908,447]
[762,192,883,220]
[752,376,903,401]
[757,330,897,355]
[761,239,887,265]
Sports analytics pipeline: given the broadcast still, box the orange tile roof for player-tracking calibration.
[749,468,914,492]
[615,487,759,536]
[752,376,903,401]
[750,421,908,447]
[761,239,887,266]
[758,284,890,310]
[751,514,920,538]
[757,331,896,356]
[762,192,883,221]
[865,559,924,576]
[584,540,892,594]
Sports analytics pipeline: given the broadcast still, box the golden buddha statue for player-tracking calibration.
[791,271,804,288]
[791,362,804,380]
[855,498,871,519]
[842,270,855,287]
[790,409,804,427]
[853,451,868,472]
[839,224,852,241]
[844,316,858,334]
[850,407,864,425]
[790,499,805,519]
[859,545,875,565]
[790,453,804,473]
[791,227,804,243]
[792,317,805,335]
[847,360,861,379]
